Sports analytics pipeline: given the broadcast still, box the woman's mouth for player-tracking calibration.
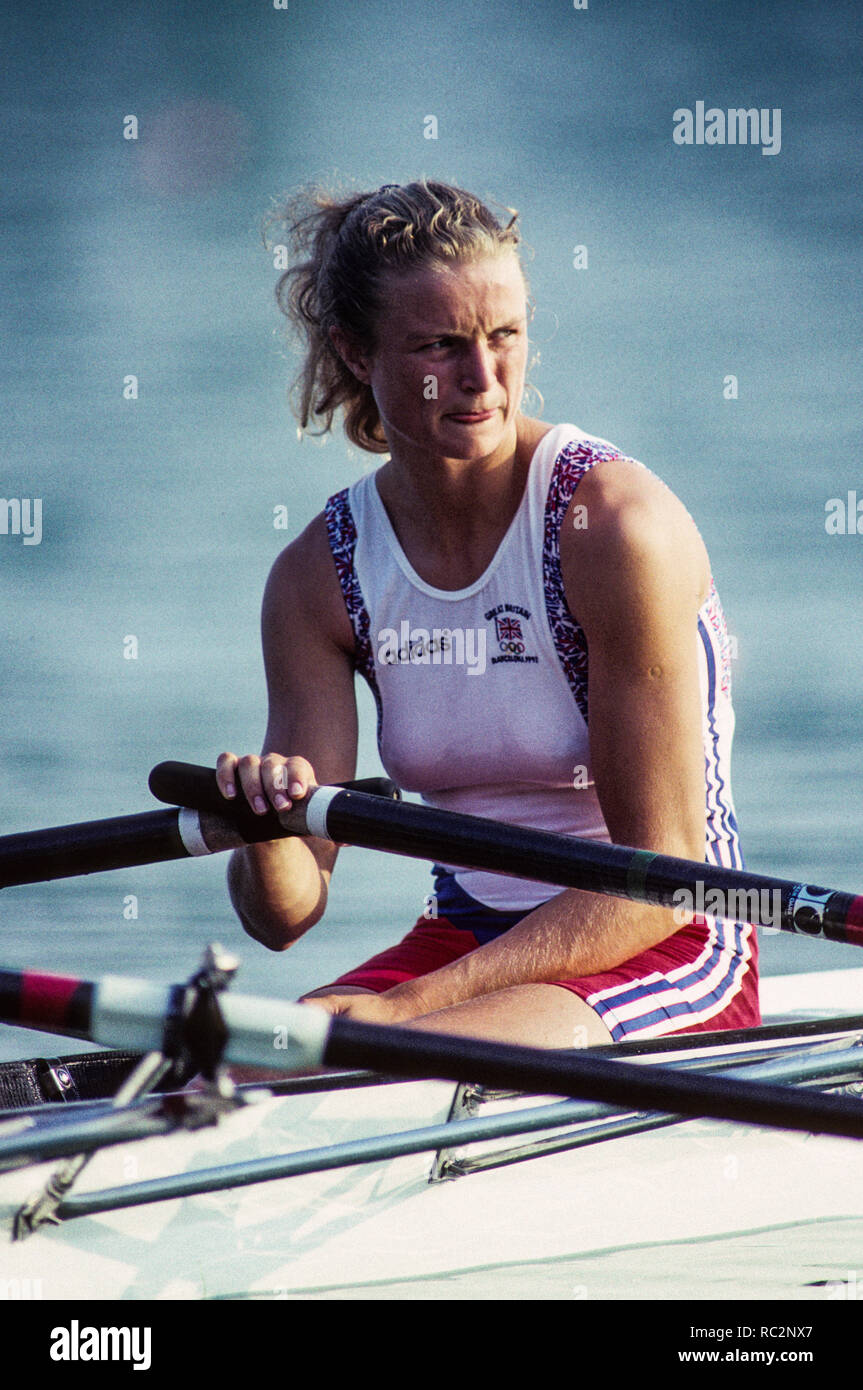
[448,409,498,423]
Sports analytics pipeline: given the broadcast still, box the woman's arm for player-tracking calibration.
[335,458,712,1018]
[223,512,359,950]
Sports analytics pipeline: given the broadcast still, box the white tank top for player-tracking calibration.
[325,423,742,911]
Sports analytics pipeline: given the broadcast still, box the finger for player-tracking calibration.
[215,751,239,799]
[235,753,268,815]
[297,995,338,1013]
[260,753,291,811]
[263,754,317,810]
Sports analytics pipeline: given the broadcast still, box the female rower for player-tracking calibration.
[216,179,759,1047]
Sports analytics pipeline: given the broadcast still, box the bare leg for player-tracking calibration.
[402,983,612,1048]
[301,983,611,1047]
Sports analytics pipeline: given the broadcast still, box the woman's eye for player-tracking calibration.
[420,328,518,351]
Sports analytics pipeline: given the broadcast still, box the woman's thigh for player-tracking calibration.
[400,983,613,1048]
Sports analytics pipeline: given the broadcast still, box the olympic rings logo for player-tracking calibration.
[498,640,525,654]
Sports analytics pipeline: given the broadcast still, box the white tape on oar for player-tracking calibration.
[222,995,330,1070]
[304,786,342,840]
[91,976,330,1070]
[177,807,211,857]
[92,977,176,1052]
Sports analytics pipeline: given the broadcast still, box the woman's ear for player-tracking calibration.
[329,325,372,384]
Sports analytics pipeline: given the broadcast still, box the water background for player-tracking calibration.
[2,0,863,1062]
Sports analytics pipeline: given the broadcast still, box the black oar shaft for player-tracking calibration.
[4,760,863,950]
[0,773,397,889]
[5,960,863,1143]
[324,1017,863,1142]
[319,789,863,947]
[148,762,863,947]
[0,810,191,888]
[320,789,863,945]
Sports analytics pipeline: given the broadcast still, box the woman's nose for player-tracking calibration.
[459,340,496,392]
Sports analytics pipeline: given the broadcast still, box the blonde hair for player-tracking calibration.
[265,178,529,454]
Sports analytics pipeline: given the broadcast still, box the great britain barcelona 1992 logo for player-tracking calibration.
[486,604,539,666]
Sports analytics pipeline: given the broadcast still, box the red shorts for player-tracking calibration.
[326,916,760,1042]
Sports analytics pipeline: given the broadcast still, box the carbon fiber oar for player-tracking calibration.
[0,775,399,888]
[147,761,863,948]
[3,758,863,948]
[2,960,863,1142]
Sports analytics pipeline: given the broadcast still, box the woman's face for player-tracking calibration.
[344,253,530,464]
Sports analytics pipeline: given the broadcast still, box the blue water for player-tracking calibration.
[2,0,863,1060]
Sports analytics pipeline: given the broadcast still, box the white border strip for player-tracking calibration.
[304,785,340,840]
[177,807,211,857]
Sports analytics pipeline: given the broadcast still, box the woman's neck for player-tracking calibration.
[374,416,552,588]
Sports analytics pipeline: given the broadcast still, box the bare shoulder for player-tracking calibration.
[263,511,354,655]
[561,455,711,627]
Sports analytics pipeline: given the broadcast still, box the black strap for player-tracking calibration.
[0,1050,167,1112]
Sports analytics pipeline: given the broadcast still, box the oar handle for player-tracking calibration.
[148,761,399,846]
